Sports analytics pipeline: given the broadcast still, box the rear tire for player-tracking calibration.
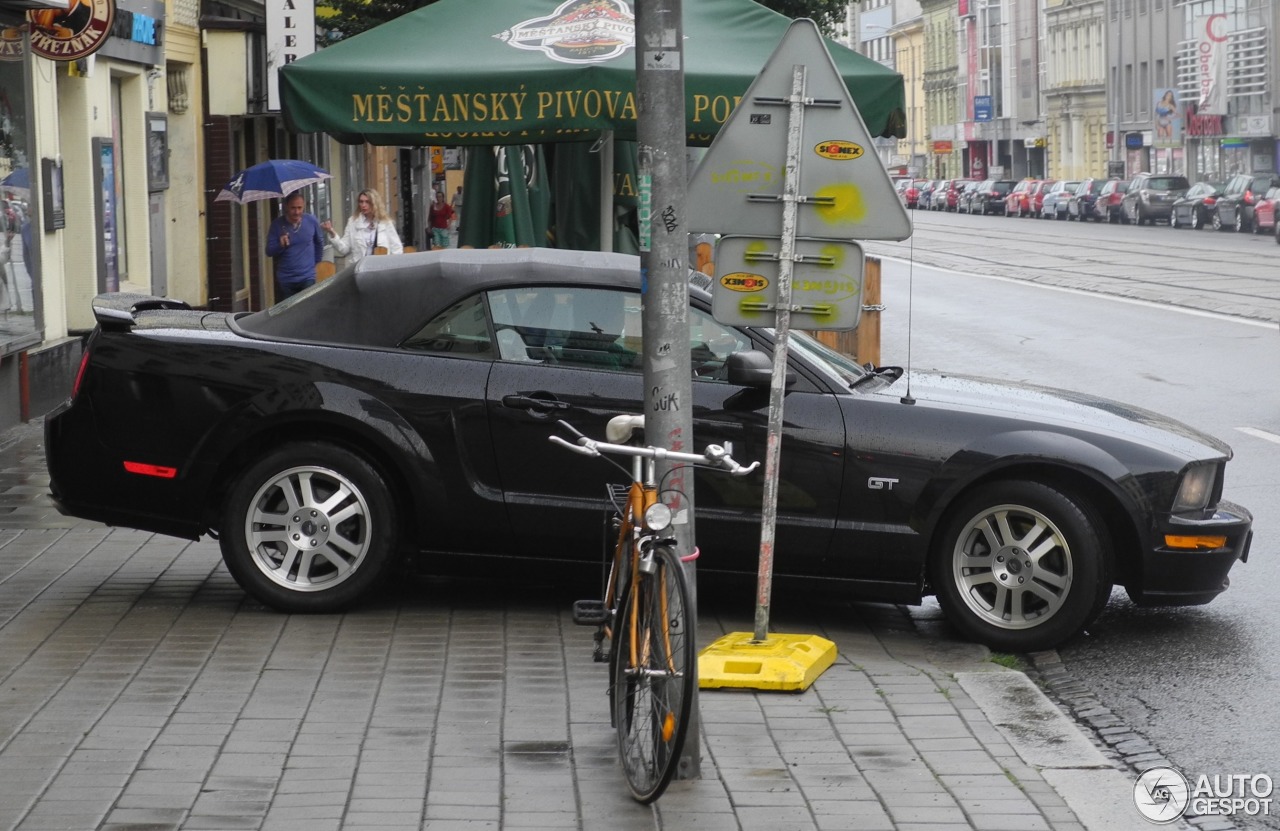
[219,442,397,612]
[930,480,1112,652]
[613,546,695,803]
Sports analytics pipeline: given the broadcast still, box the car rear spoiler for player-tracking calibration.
[91,293,192,331]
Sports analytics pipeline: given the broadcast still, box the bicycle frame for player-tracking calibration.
[553,416,757,802]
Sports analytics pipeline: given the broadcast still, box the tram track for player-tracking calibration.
[860,208,1280,325]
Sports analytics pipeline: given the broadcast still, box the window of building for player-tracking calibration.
[0,27,39,349]
[110,78,129,286]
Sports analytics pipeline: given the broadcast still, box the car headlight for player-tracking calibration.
[644,502,673,532]
[1172,465,1216,513]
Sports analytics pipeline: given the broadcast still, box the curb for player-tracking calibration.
[1027,650,1243,831]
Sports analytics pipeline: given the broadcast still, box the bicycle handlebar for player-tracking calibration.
[549,431,760,476]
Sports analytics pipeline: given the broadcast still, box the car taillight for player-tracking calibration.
[70,349,90,400]
[1245,192,1256,205]
[1203,197,1217,206]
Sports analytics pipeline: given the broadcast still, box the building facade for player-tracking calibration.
[850,0,1278,188]
[0,0,412,433]
[1045,0,1108,180]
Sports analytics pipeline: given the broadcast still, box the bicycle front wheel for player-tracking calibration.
[612,545,695,803]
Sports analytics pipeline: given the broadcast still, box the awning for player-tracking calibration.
[279,0,906,147]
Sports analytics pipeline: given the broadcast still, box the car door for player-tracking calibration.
[482,283,845,577]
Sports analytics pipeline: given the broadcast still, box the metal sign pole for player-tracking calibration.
[635,0,697,779]
[753,64,806,643]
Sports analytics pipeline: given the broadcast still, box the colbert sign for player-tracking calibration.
[29,0,114,61]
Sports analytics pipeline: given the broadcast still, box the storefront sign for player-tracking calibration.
[974,94,992,122]
[28,0,114,61]
[933,141,953,154]
[267,0,316,111]
[98,0,162,66]
[1195,14,1228,116]
[1186,111,1225,138]
[1236,115,1271,137]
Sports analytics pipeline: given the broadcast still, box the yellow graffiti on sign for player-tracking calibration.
[708,161,780,190]
[812,182,869,224]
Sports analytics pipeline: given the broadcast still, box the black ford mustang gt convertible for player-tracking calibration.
[46,248,1252,651]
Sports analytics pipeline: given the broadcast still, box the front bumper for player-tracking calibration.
[1132,500,1253,606]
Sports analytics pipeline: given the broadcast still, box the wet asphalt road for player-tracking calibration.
[872,209,1280,829]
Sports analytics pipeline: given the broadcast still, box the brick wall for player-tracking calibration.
[204,116,236,312]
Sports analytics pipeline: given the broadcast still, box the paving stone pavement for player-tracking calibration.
[0,419,1187,830]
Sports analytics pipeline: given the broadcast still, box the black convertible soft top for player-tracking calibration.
[235,248,645,348]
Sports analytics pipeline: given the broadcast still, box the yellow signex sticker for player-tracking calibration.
[814,140,864,160]
[720,273,770,292]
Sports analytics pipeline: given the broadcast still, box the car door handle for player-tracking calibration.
[502,394,569,412]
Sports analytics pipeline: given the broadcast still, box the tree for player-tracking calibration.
[758,0,850,34]
[320,0,849,42]
[319,0,436,42]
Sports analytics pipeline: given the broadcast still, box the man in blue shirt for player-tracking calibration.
[266,192,325,299]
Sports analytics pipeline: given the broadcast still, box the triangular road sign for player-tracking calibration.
[686,19,912,241]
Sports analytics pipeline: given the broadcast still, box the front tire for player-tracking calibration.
[930,480,1111,652]
[613,546,694,803]
[219,442,398,612]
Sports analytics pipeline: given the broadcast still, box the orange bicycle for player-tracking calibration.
[552,415,758,802]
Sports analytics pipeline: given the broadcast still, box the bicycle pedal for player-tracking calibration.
[572,599,609,626]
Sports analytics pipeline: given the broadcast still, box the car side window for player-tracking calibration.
[690,306,753,380]
[487,286,639,371]
[401,293,495,356]
[483,285,751,379]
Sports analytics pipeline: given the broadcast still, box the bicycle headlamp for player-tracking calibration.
[644,502,673,532]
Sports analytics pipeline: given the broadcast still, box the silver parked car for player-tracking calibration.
[1040,180,1081,220]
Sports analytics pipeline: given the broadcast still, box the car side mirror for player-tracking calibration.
[726,350,795,389]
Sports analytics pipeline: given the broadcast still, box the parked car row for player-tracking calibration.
[914,172,1280,242]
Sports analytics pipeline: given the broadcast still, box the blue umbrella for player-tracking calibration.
[215,159,331,204]
[1,167,29,194]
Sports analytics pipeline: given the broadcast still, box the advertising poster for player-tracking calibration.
[1153,88,1183,148]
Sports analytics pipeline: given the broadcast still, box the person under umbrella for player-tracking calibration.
[265,192,326,299]
[323,188,402,265]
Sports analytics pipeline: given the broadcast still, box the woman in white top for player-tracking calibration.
[323,188,403,265]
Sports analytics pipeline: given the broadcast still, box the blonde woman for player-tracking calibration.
[323,188,403,265]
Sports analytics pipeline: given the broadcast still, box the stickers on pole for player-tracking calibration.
[713,235,864,330]
[686,20,911,242]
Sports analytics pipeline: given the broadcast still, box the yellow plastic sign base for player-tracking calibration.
[698,632,838,692]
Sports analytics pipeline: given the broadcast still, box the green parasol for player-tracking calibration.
[279,0,905,147]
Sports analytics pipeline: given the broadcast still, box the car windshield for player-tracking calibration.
[770,328,870,387]
[1149,177,1189,190]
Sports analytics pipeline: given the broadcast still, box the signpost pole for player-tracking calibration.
[635,0,698,779]
[753,63,806,643]
[686,19,909,693]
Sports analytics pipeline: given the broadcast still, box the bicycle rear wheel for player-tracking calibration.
[612,545,695,803]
